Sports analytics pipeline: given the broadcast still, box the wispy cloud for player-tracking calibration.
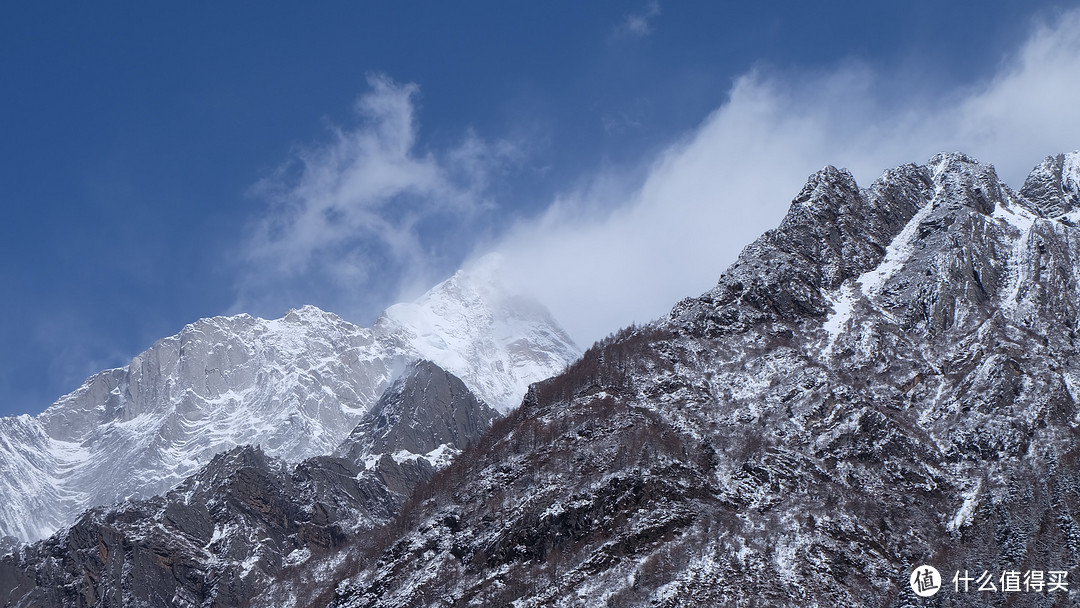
[236,7,1080,350]
[614,1,661,38]
[481,7,1080,346]
[236,74,516,320]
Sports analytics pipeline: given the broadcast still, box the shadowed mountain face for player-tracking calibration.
[0,362,496,608]
[323,152,1080,607]
[336,360,499,467]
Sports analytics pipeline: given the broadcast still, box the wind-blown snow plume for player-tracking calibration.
[485,7,1080,347]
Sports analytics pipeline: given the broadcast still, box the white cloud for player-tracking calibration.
[236,8,1080,348]
[482,7,1080,347]
[615,1,661,38]
[944,9,1080,183]
[237,74,515,319]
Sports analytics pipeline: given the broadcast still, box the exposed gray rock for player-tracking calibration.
[1020,151,1080,219]
[336,359,499,466]
[670,161,933,334]
[0,446,385,608]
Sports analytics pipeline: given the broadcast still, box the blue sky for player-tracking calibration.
[2,1,1080,417]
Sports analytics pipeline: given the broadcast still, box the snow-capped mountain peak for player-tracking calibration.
[0,268,579,543]
[375,258,579,413]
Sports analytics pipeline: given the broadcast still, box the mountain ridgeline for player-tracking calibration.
[324,152,1080,607]
[4,150,1080,607]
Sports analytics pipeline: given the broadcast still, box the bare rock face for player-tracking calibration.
[0,363,496,608]
[334,360,498,507]
[336,359,499,466]
[1020,151,1080,220]
[323,152,1080,608]
[670,162,933,333]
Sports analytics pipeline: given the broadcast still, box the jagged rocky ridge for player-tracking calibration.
[0,361,498,607]
[0,267,578,544]
[318,152,1080,607]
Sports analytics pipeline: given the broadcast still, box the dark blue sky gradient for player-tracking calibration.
[0,1,1072,415]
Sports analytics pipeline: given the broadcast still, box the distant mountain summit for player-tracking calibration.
[376,260,579,413]
[0,268,578,543]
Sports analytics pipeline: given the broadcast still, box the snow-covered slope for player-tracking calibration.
[375,261,579,413]
[0,270,579,543]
